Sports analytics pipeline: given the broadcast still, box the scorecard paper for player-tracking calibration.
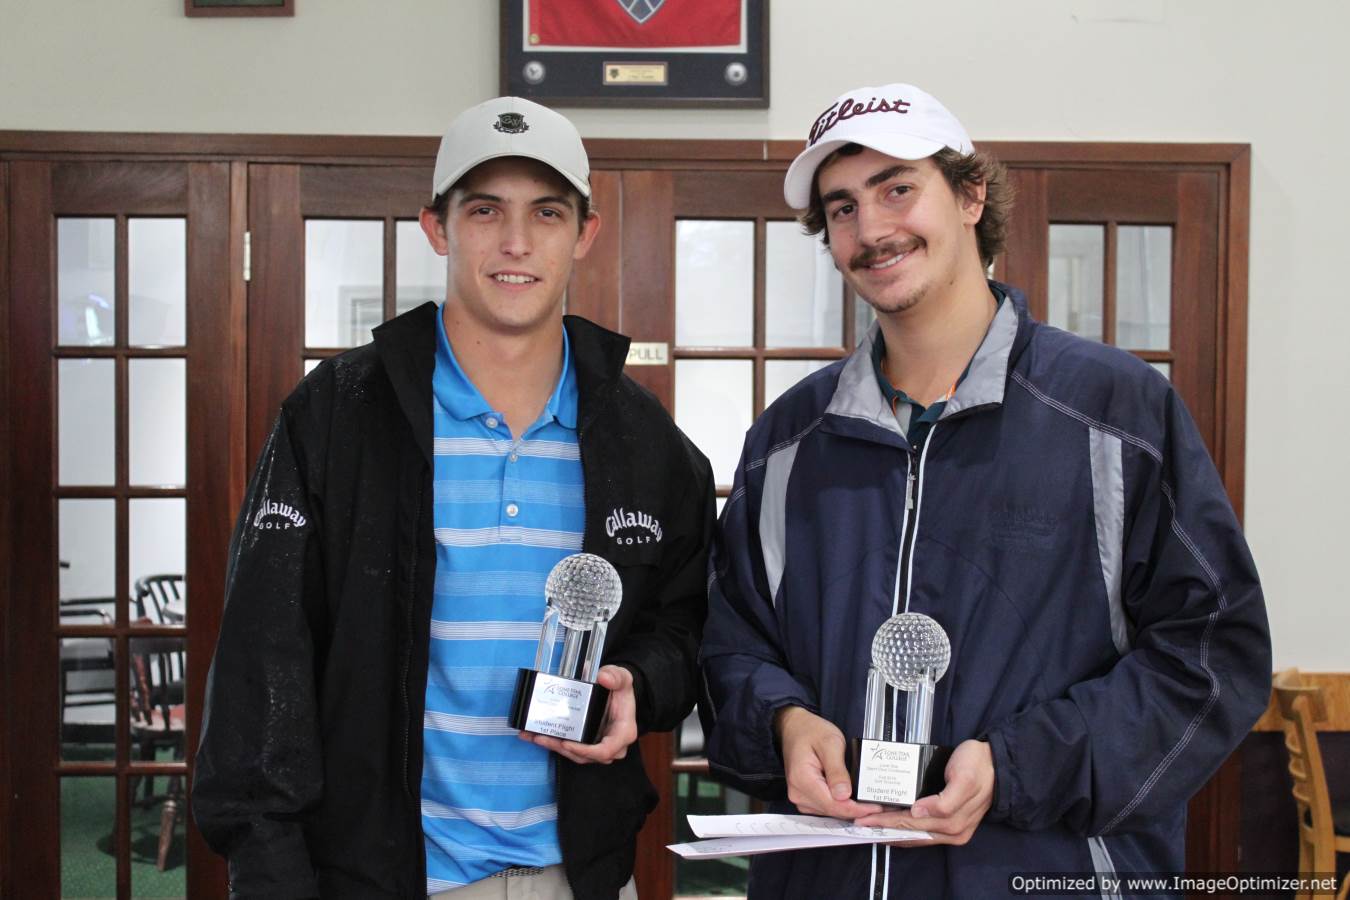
[669,814,931,860]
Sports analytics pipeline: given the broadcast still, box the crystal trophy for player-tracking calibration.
[509,553,622,744]
[847,612,954,807]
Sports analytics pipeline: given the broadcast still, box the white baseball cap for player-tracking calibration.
[431,96,591,201]
[783,83,974,209]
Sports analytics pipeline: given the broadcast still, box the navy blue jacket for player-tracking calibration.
[701,285,1270,899]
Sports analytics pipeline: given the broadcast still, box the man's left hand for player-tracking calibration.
[517,665,639,765]
[853,738,995,846]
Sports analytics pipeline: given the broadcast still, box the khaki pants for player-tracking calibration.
[428,865,638,900]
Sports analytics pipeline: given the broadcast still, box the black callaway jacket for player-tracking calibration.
[193,305,715,899]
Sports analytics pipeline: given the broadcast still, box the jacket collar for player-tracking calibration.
[823,281,1027,442]
[563,314,631,430]
[941,283,1019,418]
[373,302,438,466]
[372,304,630,465]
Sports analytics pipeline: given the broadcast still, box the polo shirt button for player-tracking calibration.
[508,452,519,463]
[506,503,520,518]
[485,416,499,429]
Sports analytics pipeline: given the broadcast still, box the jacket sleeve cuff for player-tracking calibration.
[720,662,816,781]
[983,727,1015,825]
[226,829,319,899]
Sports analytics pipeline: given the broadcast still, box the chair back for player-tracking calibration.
[1273,668,1336,874]
[132,574,186,689]
[128,620,185,739]
[133,574,184,624]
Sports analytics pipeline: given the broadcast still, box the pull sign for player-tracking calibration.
[625,342,669,367]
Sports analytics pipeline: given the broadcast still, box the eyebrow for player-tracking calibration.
[456,191,576,211]
[820,164,919,206]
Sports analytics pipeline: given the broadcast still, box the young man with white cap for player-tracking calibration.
[193,97,714,900]
[701,83,1270,898]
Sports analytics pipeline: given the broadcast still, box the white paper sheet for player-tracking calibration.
[670,814,931,859]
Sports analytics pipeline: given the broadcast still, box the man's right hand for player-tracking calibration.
[774,706,884,819]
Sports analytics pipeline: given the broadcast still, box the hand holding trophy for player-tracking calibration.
[847,612,954,807]
[509,553,622,744]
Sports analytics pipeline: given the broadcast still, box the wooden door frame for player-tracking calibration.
[0,158,12,900]
[2,131,1251,893]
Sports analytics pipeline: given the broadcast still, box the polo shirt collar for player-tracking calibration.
[434,306,578,429]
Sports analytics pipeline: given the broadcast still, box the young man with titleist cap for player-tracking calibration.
[701,83,1270,898]
[193,97,714,900]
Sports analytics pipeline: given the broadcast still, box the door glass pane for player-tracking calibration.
[128,637,186,783]
[60,499,116,605]
[1150,362,1171,380]
[57,218,116,348]
[305,219,383,348]
[128,218,187,347]
[765,359,832,410]
[129,359,186,488]
[129,499,185,613]
[675,220,753,347]
[396,220,446,315]
[674,760,753,896]
[132,783,187,888]
[61,776,116,896]
[304,358,322,376]
[765,222,842,347]
[58,359,115,486]
[675,359,751,487]
[1116,225,1172,350]
[60,637,116,762]
[1048,224,1104,341]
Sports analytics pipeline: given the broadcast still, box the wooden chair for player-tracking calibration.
[129,625,187,871]
[131,574,185,705]
[1273,669,1349,900]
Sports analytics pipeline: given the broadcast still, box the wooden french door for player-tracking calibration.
[999,158,1243,511]
[4,159,241,898]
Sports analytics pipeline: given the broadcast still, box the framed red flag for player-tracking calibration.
[500,0,768,108]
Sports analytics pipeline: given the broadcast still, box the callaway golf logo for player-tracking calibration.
[605,507,663,545]
[253,497,307,530]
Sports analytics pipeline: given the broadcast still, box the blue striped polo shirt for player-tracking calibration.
[422,308,585,894]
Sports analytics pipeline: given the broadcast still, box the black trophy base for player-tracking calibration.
[847,737,952,808]
[509,669,611,744]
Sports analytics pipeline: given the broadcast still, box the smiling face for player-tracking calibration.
[419,156,600,338]
[816,147,984,317]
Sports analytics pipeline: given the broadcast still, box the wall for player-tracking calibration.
[2,0,1347,668]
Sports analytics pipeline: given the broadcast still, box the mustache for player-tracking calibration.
[850,241,920,271]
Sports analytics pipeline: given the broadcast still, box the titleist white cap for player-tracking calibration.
[431,96,591,201]
[783,83,974,209]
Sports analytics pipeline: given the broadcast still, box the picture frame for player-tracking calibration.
[500,0,768,108]
[184,0,295,18]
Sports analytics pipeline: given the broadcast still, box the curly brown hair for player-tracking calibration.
[798,144,1013,268]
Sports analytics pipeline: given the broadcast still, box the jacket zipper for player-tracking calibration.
[875,428,935,900]
[896,446,922,616]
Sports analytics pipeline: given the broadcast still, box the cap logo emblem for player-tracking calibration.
[494,112,530,134]
[807,96,912,147]
[617,0,664,24]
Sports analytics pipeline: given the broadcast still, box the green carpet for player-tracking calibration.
[60,746,186,899]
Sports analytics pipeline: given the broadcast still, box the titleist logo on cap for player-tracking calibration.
[808,96,913,146]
